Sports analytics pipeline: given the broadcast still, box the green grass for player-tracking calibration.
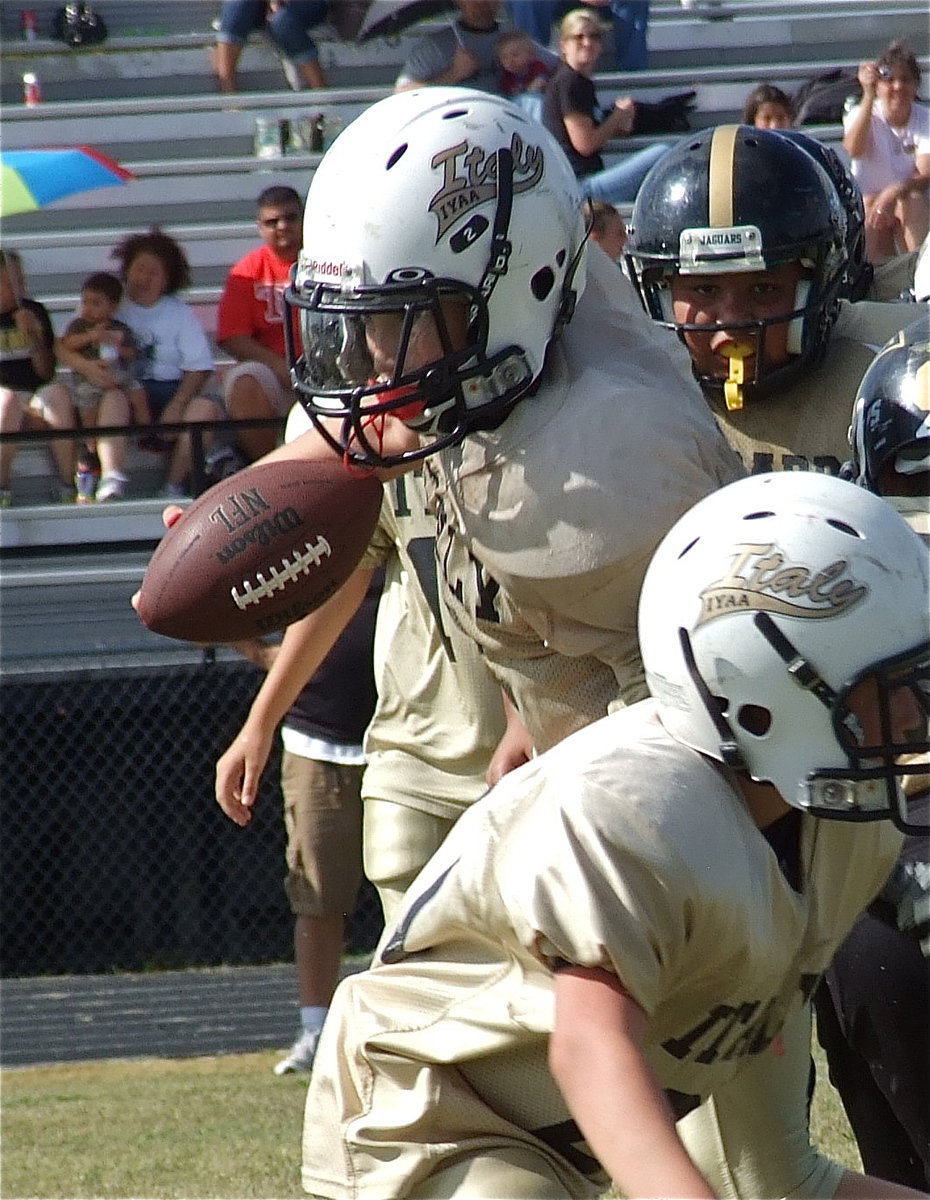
[1,1040,859,1199]
[1,1052,306,1199]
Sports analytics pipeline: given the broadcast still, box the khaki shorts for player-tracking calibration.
[221,360,294,417]
[280,750,364,917]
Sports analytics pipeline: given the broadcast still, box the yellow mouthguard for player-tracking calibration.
[720,343,752,411]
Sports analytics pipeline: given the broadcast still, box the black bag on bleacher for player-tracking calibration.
[631,91,697,135]
[793,68,861,125]
[52,3,108,47]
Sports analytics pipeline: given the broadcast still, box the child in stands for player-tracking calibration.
[51,271,146,501]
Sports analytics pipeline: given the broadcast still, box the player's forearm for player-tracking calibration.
[834,1168,928,1198]
[551,966,717,1199]
[561,1052,715,1197]
[267,420,417,482]
[245,568,372,732]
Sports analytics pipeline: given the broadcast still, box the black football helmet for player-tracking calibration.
[625,125,848,406]
[847,318,930,512]
[775,129,871,302]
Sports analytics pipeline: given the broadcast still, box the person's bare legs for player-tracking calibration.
[214,41,243,93]
[0,389,24,491]
[166,395,224,488]
[95,388,130,478]
[864,195,898,264]
[295,913,344,1007]
[225,374,280,462]
[33,382,78,487]
[899,191,930,252]
[296,59,327,90]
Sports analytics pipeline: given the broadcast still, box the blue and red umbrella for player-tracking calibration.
[1,145,134,218]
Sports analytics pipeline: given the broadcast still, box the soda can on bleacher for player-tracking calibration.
[22,72,42,105]
[21,10,38,40]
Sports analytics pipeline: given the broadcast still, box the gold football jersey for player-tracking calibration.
[358,470,506,819]
[302,703,900,1200]
[711,301,928,476]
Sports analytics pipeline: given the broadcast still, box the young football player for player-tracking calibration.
[300,470,930,1200]
[623,124,926,479]
[216,405,514,929]
[813,321,929,1189]
[274,87,743,754]
[624,124,929,1192]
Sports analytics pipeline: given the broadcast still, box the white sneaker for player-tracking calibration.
[96,471,129,502]
[273,1028,320,1075]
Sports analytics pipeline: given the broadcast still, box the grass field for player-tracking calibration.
[1,1041,860,1199]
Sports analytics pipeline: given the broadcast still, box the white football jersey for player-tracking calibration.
[425,251,744,752]
[302,702,901,1199]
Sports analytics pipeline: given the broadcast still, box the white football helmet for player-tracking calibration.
[639,472,929,833]
[283,87,586,467]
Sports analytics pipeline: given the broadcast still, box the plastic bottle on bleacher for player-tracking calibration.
[74,446,101,505]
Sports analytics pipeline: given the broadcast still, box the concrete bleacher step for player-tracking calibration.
[2,2,926,104]
[6,442,169,508]
[3,3,924,352]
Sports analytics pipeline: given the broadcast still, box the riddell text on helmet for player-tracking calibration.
[308,259,347,278]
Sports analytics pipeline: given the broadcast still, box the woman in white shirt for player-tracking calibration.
[113,229,222,497]
[843,40,930,264]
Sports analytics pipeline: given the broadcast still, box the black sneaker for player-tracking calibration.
[203,444,248,488]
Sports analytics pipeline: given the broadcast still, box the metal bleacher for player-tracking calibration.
[0,0,927,509]
[3,0,928,328]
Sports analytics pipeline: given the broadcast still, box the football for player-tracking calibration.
[136,457,383,644]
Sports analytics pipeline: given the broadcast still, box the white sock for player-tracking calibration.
[300,1005,328,1035]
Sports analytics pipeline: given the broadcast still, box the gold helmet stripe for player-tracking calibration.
[708,125,740,228]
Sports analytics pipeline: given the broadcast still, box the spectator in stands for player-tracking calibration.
[229,549,381,1077]
[583,197,627,261]
[112,229,222,499]
[495,28,554,101]
[843,40,930,265]
[47,272,146,502]
[542,8,669,204]
[507,2,650,71]
[216,186,302,465]
[395,1,556,94]
[742,82,795,130]
[213,1,328,94]
[0,250,77,506]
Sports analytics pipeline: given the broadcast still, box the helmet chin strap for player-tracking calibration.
[477,146,514,305]
[678,627,746,769]
[678,612,838,774]
[752,612,837,710]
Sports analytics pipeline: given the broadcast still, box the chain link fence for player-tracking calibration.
[1,658,383,977]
